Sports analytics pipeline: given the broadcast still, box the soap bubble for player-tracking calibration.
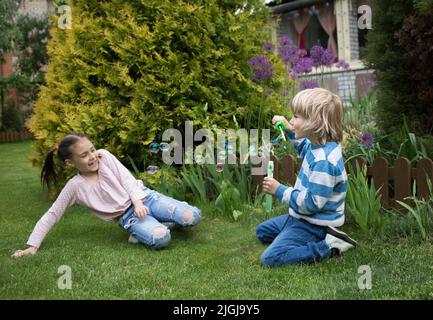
[216,163,224,173]
[146,165,159,174]
[160,142,170,152]
[149,142,160,154]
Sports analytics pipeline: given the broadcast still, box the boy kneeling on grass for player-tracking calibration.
[258,88,357,267]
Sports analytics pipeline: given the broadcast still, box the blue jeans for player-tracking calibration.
[118,190,201,249]
[256,214,331,267]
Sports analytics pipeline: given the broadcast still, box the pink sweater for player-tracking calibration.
[27,149,150,248]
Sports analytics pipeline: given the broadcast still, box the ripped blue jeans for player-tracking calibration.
[117,190,201,249]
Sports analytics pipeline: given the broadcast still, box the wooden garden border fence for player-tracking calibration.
[253,155,433,209]
[0,130,33,143]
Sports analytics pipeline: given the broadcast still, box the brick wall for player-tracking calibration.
[0,53,20,121]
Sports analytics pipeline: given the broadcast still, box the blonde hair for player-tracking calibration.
[291,88,344,144]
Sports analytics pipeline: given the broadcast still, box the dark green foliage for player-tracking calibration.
[0,0,20,63]
[14,14,50,106]
[364,0,433,136]
[0,99,23,132]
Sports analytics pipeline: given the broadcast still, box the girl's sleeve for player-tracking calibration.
[27,179,77,249]
[98,149,149,202]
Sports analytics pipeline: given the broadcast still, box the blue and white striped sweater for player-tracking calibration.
[274,131,348,227]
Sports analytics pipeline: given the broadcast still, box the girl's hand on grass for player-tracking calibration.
[133,201,149,220]
[262,176,281,195]
[11,246,38,258]
[272,115,294,132]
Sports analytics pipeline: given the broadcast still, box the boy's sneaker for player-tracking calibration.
[128,235,139,244]
[325,226,357,255]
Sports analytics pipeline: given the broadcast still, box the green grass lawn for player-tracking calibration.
[1,141,432,299]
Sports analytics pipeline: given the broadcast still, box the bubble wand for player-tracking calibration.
[263,122,287,213]
[263,159,274,214]
[275,120,286,141]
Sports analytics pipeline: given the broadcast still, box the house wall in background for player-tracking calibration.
[270,0,375,105]
[18,0,50,16]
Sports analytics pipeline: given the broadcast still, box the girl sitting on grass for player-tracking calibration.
[12,133,201,257]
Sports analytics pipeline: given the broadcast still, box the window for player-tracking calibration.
[357,0,372,58]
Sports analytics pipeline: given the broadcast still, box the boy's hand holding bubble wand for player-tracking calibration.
[262,117,292,213]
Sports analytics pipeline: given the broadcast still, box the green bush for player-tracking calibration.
[342,91,432,165]
[1,100,23,132]
[364,0,433,137]
[28,0,285,182]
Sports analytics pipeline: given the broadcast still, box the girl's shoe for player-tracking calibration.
[128,235,139,244]
[162,222,180,230]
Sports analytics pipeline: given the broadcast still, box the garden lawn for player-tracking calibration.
[1,141,432,299]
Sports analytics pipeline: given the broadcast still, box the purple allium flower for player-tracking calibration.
[248,55,275,83]
[336,59,351,71]
[293,57,313,74]
[278,45,299,64]
[299,80,320,90]
[322,48,336,67]
[360,132,374,148]
[247,55,267,68]
[310,45,336,67]
[278,36,293,47]
[289,69,298,79]
[252,68,274,82]
[310,45,325,67]
[262,43,275,53]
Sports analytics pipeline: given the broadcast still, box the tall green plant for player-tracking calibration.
[396,178,433,240]
[181,165,209,205]
[344,92,377,133]
[393,118,429,163]
[345,161,386,235]
[178,162,265,220]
